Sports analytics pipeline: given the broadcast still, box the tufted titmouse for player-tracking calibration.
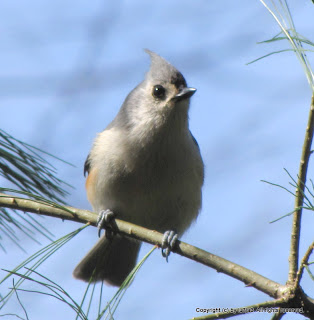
[73,50,204,286]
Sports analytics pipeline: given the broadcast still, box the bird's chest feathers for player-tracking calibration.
[123,131,191,191]
[93,118,198,209]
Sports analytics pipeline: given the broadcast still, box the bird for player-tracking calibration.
[73,49,204,286]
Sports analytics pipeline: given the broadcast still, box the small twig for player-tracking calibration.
[294,241,314,288]
[288,95,314,285]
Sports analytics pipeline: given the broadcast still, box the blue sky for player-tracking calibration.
[1,1,314,319]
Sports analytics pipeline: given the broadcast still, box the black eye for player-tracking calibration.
[152,85,166,100]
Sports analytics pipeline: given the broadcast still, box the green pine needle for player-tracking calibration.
[0,129,74,250]
[0,224,88,309]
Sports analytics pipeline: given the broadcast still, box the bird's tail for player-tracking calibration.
[73,234,141,286]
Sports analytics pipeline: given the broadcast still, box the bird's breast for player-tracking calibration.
[90,128,203,235]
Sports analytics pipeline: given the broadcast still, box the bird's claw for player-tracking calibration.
[161,230,178,262]
[97,209,115,238]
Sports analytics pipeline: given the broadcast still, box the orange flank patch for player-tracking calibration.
[85,167,98,206]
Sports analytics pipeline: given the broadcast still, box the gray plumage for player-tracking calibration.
[73,50,204,286]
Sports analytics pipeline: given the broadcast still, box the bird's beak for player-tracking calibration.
[173,87,197,102]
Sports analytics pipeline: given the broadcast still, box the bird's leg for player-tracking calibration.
[161,230,178,262]
[97,209,116,239]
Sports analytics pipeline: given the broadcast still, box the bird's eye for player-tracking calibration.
[152,85,166,100]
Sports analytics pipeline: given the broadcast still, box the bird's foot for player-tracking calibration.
[97,209,116,239]
[161,230,178,262]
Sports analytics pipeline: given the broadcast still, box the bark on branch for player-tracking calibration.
[289,95,314,285]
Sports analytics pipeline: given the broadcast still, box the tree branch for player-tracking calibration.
[1,193,314,317]
[0,192,285,298]
[289,95,314,285]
